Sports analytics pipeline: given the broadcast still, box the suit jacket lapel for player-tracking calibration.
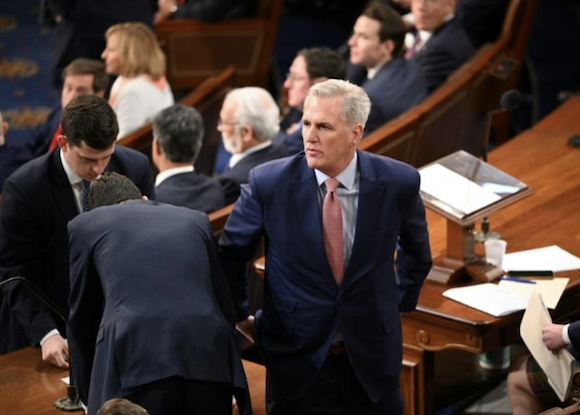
[343,152,386,287]
[291,158,337,286]
[50,150,79,222]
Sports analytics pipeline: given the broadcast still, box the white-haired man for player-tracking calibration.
[217,87,289,204]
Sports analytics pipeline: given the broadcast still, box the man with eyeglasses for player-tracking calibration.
[405,0,474,91]
[216,87,289,204]
[347,2,428,134]
[277,47,346,154]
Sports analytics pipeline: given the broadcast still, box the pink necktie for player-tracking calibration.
[322,178,344,286]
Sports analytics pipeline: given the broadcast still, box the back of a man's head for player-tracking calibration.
[225,87,280,142]
[88,172,142,210]
[62,95,119,150]
[96,398,149,415]
[153,104,204,163]
[63,58,108,95]
[298,47,346,81]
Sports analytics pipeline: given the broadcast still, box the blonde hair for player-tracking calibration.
[105,22,166,79]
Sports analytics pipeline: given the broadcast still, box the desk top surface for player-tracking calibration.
[418,96,580,324]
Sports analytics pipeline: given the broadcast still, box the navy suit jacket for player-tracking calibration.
[155,171,226,213]
[0,139,34,194]
[218,142,289,204]
[0,146,155,354]
[219,151,432,403]
[67,201,248,414]
[355,58,428,134]
[413,18,475,92]
[25,104,61,158]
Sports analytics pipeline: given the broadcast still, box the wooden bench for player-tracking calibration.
[155,0,283,90]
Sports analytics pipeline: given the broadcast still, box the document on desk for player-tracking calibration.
[520,291,574,402]
[498,278,569,309]
[419,164,501,217]
[503,245,580,272]
[443,283,528,317]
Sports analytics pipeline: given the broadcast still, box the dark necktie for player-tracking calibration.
[406,32,422,58]
[81,180,91,212]
[322,178,344,286]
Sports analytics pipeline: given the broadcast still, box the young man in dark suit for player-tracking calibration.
[67,173,248,415]
[0,95,155,366]
[153,105,226,213]
[347,2,428,134]
[219,79,432,414]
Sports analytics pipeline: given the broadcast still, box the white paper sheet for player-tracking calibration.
[443,283,528,317]
[498,278,569,309]
[520,291,574,402]
[503,245,580,272]
[420,164,501,216]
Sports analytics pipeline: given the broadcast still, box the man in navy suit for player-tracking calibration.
[26,58,108,158]
[219,79,432,414]
[153,105,225,213]
[68,172,248,415]
[508,321,580,413]
[0,95,155,366]
[347,2,428,134]
[217,87,289,204]
[405,0,474,92]
[276,47,346,154]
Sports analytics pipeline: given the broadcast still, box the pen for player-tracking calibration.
[506,270,553,277]
[499,276,536,284]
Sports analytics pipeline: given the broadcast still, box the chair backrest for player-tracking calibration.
[499,0,540,60]
[155,0,284,90]
[118,66,236,175]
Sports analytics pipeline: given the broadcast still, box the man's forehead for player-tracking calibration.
[304,97,343,120]
[75,141,115,157]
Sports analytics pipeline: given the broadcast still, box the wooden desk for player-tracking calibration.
[0,347,266,415]
[401,96,580,414]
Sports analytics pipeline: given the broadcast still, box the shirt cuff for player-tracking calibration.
[563,323,572,345]
[40,329,60,346]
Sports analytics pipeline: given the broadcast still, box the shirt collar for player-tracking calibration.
[367,61,387,80]
[59,150,83,186]
[229,141,272,169]
[155,165,194,186]
[315,152,358,190]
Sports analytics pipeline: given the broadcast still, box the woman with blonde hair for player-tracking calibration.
[102,22,174,139]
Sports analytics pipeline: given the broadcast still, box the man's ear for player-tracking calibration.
[240,125,253,142]
[153,138,162,156]
[350,124,364,148]
[57,135,68,150]
[382,39,395,58]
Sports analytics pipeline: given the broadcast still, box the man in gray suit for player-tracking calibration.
[67,172,249,415]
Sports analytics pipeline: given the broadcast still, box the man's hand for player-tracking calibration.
[155,0,177,23]
[41,334,69,368]
[542,323,567,352]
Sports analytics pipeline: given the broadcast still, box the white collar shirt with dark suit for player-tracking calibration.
[67,200,248,415]
[0,146,155,354]
[218,150,432,409]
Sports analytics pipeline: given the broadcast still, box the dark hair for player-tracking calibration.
[88,172,142,210]
[361,1,407,57]
[62,58,108,94]
[298,47,346,81]
[61,95,119,149]
[153,104,204,162]
[96,398,149,415]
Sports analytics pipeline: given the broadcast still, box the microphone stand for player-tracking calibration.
[0,276,83,412]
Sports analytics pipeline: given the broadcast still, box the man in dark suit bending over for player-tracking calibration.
[67,173,248,415]
[0,95,155,366]
[219,79,432,414]
[153,104,226,213]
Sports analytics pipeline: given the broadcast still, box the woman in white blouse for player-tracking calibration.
[102,23,174,139]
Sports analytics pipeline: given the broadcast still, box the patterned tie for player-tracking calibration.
[405,32,422,58]
[322,178,344,286]
[81,180,91,212]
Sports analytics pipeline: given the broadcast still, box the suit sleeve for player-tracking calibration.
[417,46,460,92]
[218,172,265,321]
[67,220,103,405]
[0,178,60,345]
[395,172,432,311]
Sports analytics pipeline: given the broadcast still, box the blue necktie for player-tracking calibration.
[81,180,91,212]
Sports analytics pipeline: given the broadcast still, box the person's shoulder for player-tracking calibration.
[112,145,149,164]
[7,151,52,186]
[251,152,302,180]
[360,151,418,177]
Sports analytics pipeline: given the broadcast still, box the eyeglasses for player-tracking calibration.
[285,73,308,83]
[217,120,239,128]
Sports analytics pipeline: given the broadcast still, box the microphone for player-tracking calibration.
[482,89,522,162]
[0,276,83,412]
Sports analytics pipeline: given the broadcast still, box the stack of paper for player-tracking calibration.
[503,245,580,272]
[443,283,528,317]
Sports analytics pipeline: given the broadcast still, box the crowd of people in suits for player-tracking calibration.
[2,0,572,414]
